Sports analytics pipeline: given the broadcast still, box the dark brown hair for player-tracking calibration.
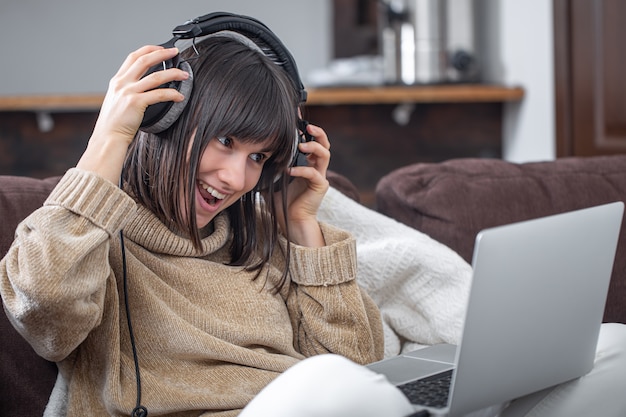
[123,36,300,288]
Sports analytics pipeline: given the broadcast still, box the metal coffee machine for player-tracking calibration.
[380,0,480,84]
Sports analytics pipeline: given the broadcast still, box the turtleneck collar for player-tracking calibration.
[122,204,232,257]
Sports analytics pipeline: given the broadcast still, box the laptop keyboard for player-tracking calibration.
[397,369,453,409]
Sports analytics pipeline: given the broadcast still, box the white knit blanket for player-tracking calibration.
[319,187,472,358]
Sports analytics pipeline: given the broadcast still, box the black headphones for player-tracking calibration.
[140,12,309,139]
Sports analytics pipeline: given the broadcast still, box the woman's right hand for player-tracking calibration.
[77,45,190,184]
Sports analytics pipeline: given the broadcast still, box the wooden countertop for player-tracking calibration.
[306,84,524,105]
[0,94,105,111]
[0,84,524,111]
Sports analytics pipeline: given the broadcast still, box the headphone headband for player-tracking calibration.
[171,12,307,103]
[140,12,307,135]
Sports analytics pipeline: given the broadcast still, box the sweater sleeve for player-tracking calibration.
[0,169,136,361]
[285,222,385,364]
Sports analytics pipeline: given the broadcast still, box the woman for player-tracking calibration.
[0,31,414,417]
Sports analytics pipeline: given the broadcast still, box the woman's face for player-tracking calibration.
[189,135,275,229]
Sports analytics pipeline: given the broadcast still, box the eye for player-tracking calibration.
[217,136,232,147]
[249,153,268,164]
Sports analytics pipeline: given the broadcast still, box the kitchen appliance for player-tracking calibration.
[380,0,480,84]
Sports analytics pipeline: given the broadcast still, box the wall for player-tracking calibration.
[0,0,554,164]
[0,0,330,95]
[480,0,556,162]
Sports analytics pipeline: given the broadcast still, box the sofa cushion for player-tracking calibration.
[327,170,361,203]
[376,155,626,324]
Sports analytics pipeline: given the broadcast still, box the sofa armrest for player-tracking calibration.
[327,170,361,203]
[376,155,626,324]
[0,175,61,416]
[0,175,61,258]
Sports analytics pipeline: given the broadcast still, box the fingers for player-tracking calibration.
[111,46,190,107]
[91,45,192,153]
[281,124,331,227]
[306,123,330,150]
[98,45,190,134]
[137,68,190,106]
[114,45,163,78]
[117,45,180,82]
[135,49,189,92]
[291,123,330,179]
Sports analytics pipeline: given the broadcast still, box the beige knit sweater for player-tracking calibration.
[0,169,384,417]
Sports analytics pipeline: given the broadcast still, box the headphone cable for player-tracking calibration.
[119,172,148,417]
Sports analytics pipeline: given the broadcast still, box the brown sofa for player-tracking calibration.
[377,154,626,324]
[3,155,626,415]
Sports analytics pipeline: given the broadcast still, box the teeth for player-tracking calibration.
[199,180,226,200]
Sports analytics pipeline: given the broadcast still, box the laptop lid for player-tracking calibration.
[448,201,624,416]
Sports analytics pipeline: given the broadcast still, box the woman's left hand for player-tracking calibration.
[280,123,331,247]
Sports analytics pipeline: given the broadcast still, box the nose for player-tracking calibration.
[217,154,247,192]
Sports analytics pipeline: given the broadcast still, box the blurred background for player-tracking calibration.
[0,0,623,206]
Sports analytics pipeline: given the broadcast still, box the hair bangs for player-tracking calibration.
[217,64,297,168]
[181,38,299,173]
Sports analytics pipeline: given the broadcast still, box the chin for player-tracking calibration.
[196,217,214,229]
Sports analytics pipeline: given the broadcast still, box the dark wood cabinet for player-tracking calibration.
[303,86,523,205]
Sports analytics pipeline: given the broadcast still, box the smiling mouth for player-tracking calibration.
[197,180,226,206]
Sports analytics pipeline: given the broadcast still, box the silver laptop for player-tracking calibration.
[367,202,624,416]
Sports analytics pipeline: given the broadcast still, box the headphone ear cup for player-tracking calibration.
[291,119,314,168]
[140,60,194,134]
